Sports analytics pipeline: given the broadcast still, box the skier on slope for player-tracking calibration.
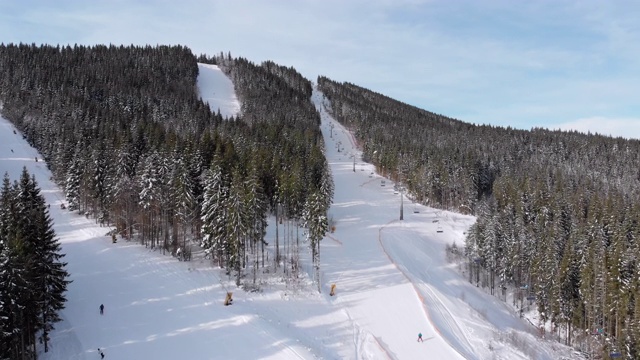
[99,304,104,315]
[98,348,105,358]
[417,332,423,342]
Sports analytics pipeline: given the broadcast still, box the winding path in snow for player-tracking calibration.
[313,87,467,360]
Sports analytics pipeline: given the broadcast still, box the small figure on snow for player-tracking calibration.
[98,348,105,358]
[99,304,104,315]
[417,332,423,342]
[111,233,117,243]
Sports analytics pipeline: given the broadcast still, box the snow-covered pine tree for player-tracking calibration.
[226,167,250,286]
[0,169,68,358]
[170,153,196,257]
[88,143,114,225]
[138,153,162,247]
[303,189,328,293]
[0,176,13,357]
[200,158,229,267]
[0,238,29,359]
[64,152,84,211]
[319,162,334,212]
[26,176,70,353]
[110,149,140,240]
[243,160,267,284]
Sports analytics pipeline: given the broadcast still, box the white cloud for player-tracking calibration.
[555,117,640,139]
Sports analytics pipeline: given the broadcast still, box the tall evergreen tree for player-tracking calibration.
[0,169,69,358]
[303,189,328,293]
[200,158,229,267]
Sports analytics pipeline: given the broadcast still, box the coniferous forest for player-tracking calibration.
[1,43,640,357]
[0,44,332,358]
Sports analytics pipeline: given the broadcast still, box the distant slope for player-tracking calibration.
[197,63,241,119]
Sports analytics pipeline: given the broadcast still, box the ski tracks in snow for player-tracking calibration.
[337,297,392,360]
[378,221,476,359]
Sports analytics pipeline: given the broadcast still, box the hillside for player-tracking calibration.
[0,56,577,360]
[318,76,640,357]
[0,78,580,359]
[1,43,633,358]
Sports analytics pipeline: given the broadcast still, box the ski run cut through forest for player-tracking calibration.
[0,63,583,359]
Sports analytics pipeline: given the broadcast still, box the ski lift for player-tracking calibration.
[436,225,443,233]
[432,219,439,223]
[381,180,386,187]
[526,295,536,301]
[610,351,622,358]
[413,205,419,214]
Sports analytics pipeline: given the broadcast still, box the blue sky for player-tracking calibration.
[1,0,639,138]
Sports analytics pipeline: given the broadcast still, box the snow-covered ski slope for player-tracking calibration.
[311,89,580,360]
[0,64,580,359]
[197,63,241,119]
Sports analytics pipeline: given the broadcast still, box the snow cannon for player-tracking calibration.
[224,292,233,306]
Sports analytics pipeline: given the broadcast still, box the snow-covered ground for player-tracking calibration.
[196,63,241,119]
[0,67,582,359]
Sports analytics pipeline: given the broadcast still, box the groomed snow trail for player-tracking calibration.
[313,85,579,360]
[312,88,466,360]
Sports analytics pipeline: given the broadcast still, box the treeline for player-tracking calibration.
[0,43,331,295]
[317,76,640,357]
[0,168,70,359]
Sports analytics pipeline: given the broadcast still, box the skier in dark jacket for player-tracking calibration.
[99,304,104,315]
[98,348,105,358]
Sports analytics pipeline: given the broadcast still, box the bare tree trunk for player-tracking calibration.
[275,205,280,268]
[315,239,321,293]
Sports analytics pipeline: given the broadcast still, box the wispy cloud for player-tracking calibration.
[1,0,639,138]
[555,117,640,139]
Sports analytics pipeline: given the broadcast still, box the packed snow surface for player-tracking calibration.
[197,63,241,119]
[0,71,583,359]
